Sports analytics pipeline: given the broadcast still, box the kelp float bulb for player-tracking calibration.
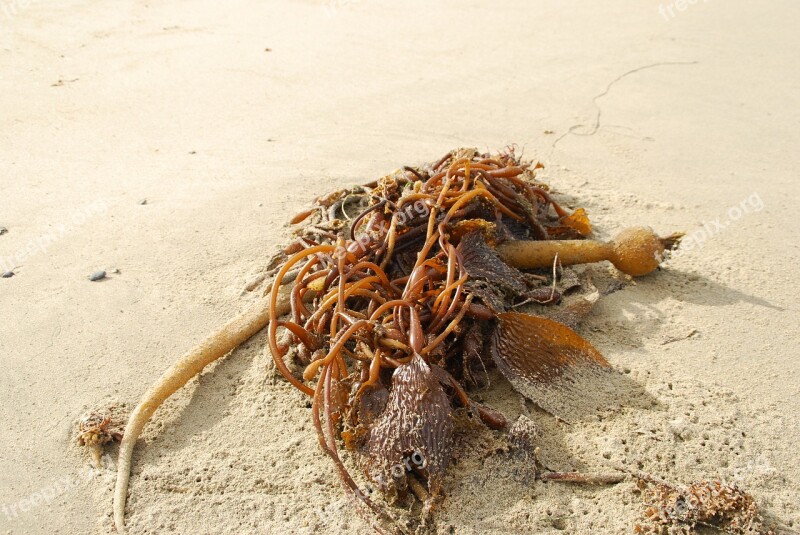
[496,227,682,277]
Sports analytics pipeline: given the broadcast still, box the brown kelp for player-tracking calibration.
[113,147,682,533]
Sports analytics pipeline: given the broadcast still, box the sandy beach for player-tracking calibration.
[1,1,799,533]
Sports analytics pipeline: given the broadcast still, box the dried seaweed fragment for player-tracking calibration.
[560,207,592,236]
[459,230,528,297]
[507,414,539,458]
[635,478,775,534]
[77,405,125,467]
[536,272,602,330]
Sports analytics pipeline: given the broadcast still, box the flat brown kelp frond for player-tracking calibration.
[490,311,614,420]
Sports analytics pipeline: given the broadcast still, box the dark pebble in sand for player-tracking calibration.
[89,270,107,281]
[0,226,7,236]
[138,199,148,205]
[2,271,13,278]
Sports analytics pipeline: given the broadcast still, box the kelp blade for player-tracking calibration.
[490,312,617,420]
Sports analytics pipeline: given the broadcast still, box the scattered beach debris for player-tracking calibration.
[661,329,699,345]
[51,77,79,87]
[77,406,126,468]
[635,477,775,534]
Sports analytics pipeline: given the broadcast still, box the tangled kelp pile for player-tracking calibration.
[262,148,679,524]
[111,148,708,533]
[269,151,608,512]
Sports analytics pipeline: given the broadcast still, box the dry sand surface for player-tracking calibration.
[1,1,799,533]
